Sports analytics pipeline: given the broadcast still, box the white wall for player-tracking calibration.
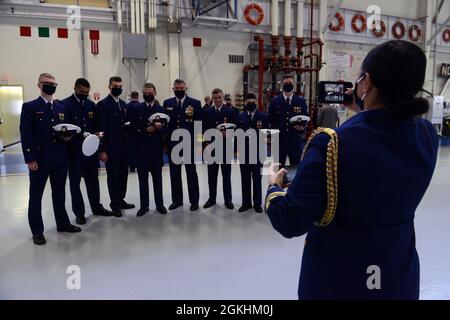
[329,0,422,20]
[180,28,252,100]
[0,20,175,103]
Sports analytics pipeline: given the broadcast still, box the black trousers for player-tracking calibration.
[68,156,101,218]
[279,134,303,167]
[128,137,136,171]
[136,155,164,210]
[168,143,199,206]
[207,163,232,203]
[240,164,262,207]
[28,166,71,235]
[105,147,129,210]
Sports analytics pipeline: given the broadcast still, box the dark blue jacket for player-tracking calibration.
[237,110,269,164]
[125,100,140,115]
[129,101,166,160]
[203,105,237,131]
[96,94,129,154]
[20,96,69,168]
[268,94,308,136]
[163,96,202,136]
[61,94,98,159]
[203,105,237,162]
[265,109,439,299]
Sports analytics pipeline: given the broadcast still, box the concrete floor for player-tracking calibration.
[0,147,449,300]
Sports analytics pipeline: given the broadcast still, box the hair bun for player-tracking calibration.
[392,97,429,119]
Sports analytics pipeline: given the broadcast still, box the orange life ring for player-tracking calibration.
[351,14,367,33]
[329,12,345,32]
[444,29,450,43]
[408,25,422,42]
[371,20,386,37]
[244,3,264,26]
[392,21,406,39]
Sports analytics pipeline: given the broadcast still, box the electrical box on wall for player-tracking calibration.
[168,21,182,33]
[122,33,148,60]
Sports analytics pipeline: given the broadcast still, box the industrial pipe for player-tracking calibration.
[285,0,291,37]
[117,0,122,26]
[257,36,265,110]
[297,0,304,38]
[130,0,136,34]
[271,0,279,36]
[139,0,145,34]
[136,0,141,34]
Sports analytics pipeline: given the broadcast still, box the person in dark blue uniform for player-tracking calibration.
[126,91,140,173]
[202,88,237,210]
[163,79,202,212]
[20,73,81,245]
[237,93,268,213]
[265,40,439,300]
[61,78,113,225]
[268,74,308,167]
[97,76,135,217]
[129,83,167,216]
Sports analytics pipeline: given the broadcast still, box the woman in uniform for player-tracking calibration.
[265,40,439,300]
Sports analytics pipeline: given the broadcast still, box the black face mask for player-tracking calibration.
[75,93,88,101]
[174,90,186,99]
[354,75,366,110]
[245,103,257,112]
[144,94,155,103]
[283,83,294,93]
[42,84,56,95]
[111,87,122,97]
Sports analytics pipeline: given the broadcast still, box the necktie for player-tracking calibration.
[177,100,182,109]
[47,101,53,112]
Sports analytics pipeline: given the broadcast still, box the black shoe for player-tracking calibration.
[57,224,82,233]
[121,201,135,210]
[203,200,216,209]
[137,208,149,217]
[93,207,113,217]
[225,202,234,210]
[254,205,263,213]
[76,216,87,225]
[239,205,252,213]
[169,203,183,210]
[190,204,199,211]
[157,206,167,214]
[130,168,136,173]
[112,209,123,217]
[33,234,46,246]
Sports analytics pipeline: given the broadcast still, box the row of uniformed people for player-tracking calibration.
[20,73,308,245]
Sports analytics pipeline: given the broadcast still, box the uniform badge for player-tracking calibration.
[88,111,94,118]
[257,120,263,129]
[185,106,194,122]
[166,107,173,111]
[294,106,301,113]
[224,116,227,123]
[58,113,65,121]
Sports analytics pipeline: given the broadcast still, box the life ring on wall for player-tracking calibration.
[351,14,367,33]
[392,21,406,39]
[329,12,345,32]
[408,25,422,42]
[371,20,386,38]
[244,3,265,26]
[443,29,450,43]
